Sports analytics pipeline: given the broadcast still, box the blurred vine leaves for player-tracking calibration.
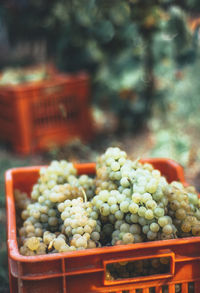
[2,0,200,129]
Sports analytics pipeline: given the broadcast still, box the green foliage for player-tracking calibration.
[167,57,200,128]
[1,0,200,130]
[150,127,191,166]
[149,45,200,167]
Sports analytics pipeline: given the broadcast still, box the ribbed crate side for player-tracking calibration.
[0,73,93,154]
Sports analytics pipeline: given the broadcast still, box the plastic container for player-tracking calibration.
[5,158,200,293]
[0,72,93,154]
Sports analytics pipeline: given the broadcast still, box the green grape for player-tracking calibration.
[122,233,134,244]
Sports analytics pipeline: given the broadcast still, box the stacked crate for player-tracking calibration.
[0,72,93,153]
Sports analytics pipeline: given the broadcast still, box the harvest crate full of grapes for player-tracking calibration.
[0,67,93,154]
[6,147,200,293]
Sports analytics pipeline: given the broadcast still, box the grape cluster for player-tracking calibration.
[93,147,177,245]
[58,197,99,250]
[31,160,94,202]
[166,182,200,237]
[16,147,200,260]
[19,236,47,256]
[15,189,31,210]
[17,160,96,255]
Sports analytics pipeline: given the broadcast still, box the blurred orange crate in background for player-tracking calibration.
[5,158,200,293]
[0,72,93,154]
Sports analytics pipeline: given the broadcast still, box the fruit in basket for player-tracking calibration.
[15,147,200,258]
[166,182,200,237]
[16,160,97,254]
[0,65,50,86]
[93,147,176,245]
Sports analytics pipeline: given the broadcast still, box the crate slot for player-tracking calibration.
[104,250,175,286]
[188,282,194,293]
[105,257,171,282]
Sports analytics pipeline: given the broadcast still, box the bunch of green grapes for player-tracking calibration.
[31,160,94,202]
[20,197,100,254]
[166,181,200,237]
[19,182,94,238]
[18,200,60,241]
[58,197,99,250]
[18,161,80,236]
[17,160,95,253]
[15,189,31,210]
[19,236,47,256]
[95,147,127,194]
[93,147,176,245]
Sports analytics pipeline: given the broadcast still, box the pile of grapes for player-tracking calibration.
[15,147,200,257]
[0,65,50,86]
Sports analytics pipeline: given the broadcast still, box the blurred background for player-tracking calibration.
[0,1,200,292]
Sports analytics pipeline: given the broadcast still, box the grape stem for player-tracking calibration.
[48,240,54,250]
[80,187,87,203]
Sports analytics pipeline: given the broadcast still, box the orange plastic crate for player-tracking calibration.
[0,72,93,154]
[5,158,200,293]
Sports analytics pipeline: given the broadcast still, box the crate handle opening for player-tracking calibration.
[103,249,175,286]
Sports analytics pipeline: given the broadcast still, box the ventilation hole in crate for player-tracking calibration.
[65,111,79,121]
[188,282,194,293]
[162,285,168,293]
[149,287,156,293]
[135,289,143,293]
[105,257,171,282]
[175,283,182,292]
